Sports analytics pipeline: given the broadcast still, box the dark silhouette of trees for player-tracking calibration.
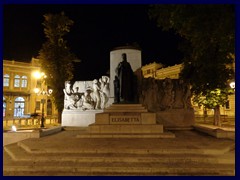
[149,4,235,126]
[38,12,79,123]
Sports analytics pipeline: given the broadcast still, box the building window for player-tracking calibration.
[3,74,10,87]
[14,97,25,117]
[21,76,28,88]
[3,97,6,117]
[14,75,20,87]
[225,100,230,110]
[36,101,41,110]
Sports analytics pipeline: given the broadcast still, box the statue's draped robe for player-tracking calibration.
[116,60,134,102]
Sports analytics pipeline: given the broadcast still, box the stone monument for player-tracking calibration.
[77,51,174,138]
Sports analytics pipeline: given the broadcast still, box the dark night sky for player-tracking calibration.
[3,4,184,80]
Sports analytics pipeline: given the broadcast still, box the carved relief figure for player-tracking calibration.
[92,79,101,109]
[172,80,184,109]
[100,76,110,108]
[63,81,75,109]
[81,89,94,111]
[183,83,192,109]
[63,77,110,111]
[160,78,173,110]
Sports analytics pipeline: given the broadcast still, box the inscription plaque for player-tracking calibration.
[110,115,141,124]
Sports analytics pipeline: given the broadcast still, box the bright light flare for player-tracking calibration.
[230,82,235,89]
[11,125,17,132]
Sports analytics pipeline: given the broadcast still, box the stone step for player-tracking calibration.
[11,141,235,156]
[4,150,235,176]
[4,156,235,176]
[76,132,175,138]
[4,143,235,164]
[88,124,163,134]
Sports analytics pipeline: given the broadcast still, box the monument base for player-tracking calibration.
[156,108,195,129]
[62,109,103,127]
[77,104,175,138]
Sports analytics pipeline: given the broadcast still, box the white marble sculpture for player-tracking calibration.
[63,76,110,110]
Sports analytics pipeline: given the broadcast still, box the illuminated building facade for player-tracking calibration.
[3,58,57,120]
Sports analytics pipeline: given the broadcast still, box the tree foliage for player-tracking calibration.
[38,12,78,120]
[149,4,235,105]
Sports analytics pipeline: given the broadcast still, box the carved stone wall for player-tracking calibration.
[63,76,110,111]
[138,77,192,112]
[135,73,195,128]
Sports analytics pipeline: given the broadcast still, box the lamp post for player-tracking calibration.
[40,99,46,128]
[33,71,53,128]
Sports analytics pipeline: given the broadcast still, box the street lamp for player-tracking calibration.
[33,71,53,128]
[229,81,235,89]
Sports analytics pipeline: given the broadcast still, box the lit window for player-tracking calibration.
[3,74,10,87]
[21,76,28,88]
[14,97,25,117]
[3,97,6,117]
[14,75,20,87]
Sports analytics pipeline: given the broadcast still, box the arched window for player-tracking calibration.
[21,76,28,88]
[3,97,6,117]
[14,97,25,117]
[14,75,20,87]
[3,74,10,87]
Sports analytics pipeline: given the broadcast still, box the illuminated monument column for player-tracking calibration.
[109,46,142,103]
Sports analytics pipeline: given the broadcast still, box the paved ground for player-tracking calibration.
[3,126,236,176]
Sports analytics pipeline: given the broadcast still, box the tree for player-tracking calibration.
[38,12,78,123]
[149,4,235,126]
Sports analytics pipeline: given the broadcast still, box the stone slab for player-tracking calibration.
[95,113,109,124]
[62,110,103,127]
[3,126,62,146]
[194,124,235,140]
[156,109,195,128]
[141,113,156,124]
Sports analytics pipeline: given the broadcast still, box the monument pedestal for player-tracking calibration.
[77,104,175,138]
[62,109,103,127]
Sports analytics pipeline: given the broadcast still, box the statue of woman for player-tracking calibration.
[92,79,101,109]
[115,53,134,102]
